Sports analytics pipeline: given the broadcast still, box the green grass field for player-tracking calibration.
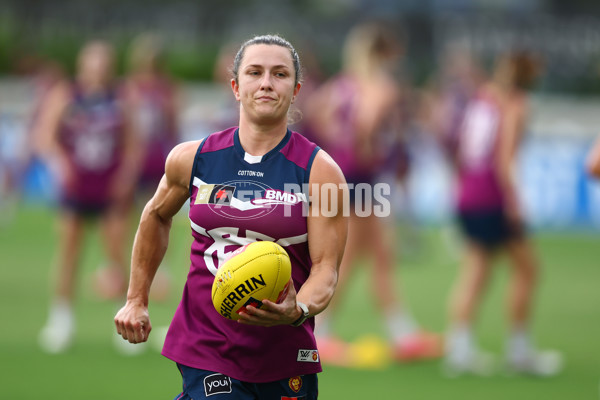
[1,207,598,399]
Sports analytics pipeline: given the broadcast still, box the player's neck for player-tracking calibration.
[76,76,110,95]
[237,116,288,157]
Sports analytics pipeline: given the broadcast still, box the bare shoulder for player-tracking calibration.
[501,92,529,127]
[374,73,401,101]
[36,81,72,135]
[50,80,72,97]
[309,149,346,186]
[46,81,72,109]
[165,140,202,187]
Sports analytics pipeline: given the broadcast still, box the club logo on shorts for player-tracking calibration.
[288,376,302,393]
[281,396,306,400]
[204,373,232,396]
[297,349,319,363]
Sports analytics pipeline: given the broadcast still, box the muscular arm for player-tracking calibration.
[297,150,348,316]
[114,141,198,343]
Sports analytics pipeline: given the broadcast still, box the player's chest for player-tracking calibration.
[189,159,308,239]
[61,102,124,140]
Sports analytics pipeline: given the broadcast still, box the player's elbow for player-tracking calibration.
[142,199,173,228]
[314,262,339,293]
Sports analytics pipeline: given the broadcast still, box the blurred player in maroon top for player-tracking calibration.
[305,21,441,365]
[427,43,484,161]
[125,33,179,196]
[124,33,180,301]
[36,40,139,353]
[443,51,562,376]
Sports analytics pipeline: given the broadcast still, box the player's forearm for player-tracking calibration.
[127,206,172,305]
[296,263,338,317]
[41,133,70,168]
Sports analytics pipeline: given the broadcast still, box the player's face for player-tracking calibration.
[232,44,301,125]
[78,42,114,86]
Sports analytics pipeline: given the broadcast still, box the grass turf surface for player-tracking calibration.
[1,207,598,399]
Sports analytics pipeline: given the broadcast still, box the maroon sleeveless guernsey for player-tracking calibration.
[161,127,323,382]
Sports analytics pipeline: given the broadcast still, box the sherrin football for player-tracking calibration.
[211,241,292,321]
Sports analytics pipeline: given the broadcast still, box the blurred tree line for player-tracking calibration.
[1,0,600,93]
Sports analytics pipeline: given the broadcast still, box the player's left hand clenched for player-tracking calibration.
[237,278,302,327]
[114,301,152,343]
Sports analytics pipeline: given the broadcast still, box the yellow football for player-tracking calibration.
[211,241,292,321]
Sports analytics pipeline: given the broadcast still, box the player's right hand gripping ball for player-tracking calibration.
[211,241,292,321]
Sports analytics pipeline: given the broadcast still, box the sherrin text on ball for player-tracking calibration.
[211,241,292,320]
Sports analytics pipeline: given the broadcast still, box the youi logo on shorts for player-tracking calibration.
[297,349,319,363]
[204,373,232,396]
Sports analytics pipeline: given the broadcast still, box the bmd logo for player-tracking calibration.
[253,189,307,205]
[192,178,308,221]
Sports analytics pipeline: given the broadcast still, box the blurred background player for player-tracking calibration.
[207,41,244,131]
[0,57,63,223]
[419,42,485,258]
[36,40,139,353]
[288,39,326,142]
[427,43,484,162]
[442,50,562,376]
[25,58,66,203]
[305,21,441,365]
[122,33,181,301]
[125,33,179,202]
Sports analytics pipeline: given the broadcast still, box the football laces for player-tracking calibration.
[215,270,233,289]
